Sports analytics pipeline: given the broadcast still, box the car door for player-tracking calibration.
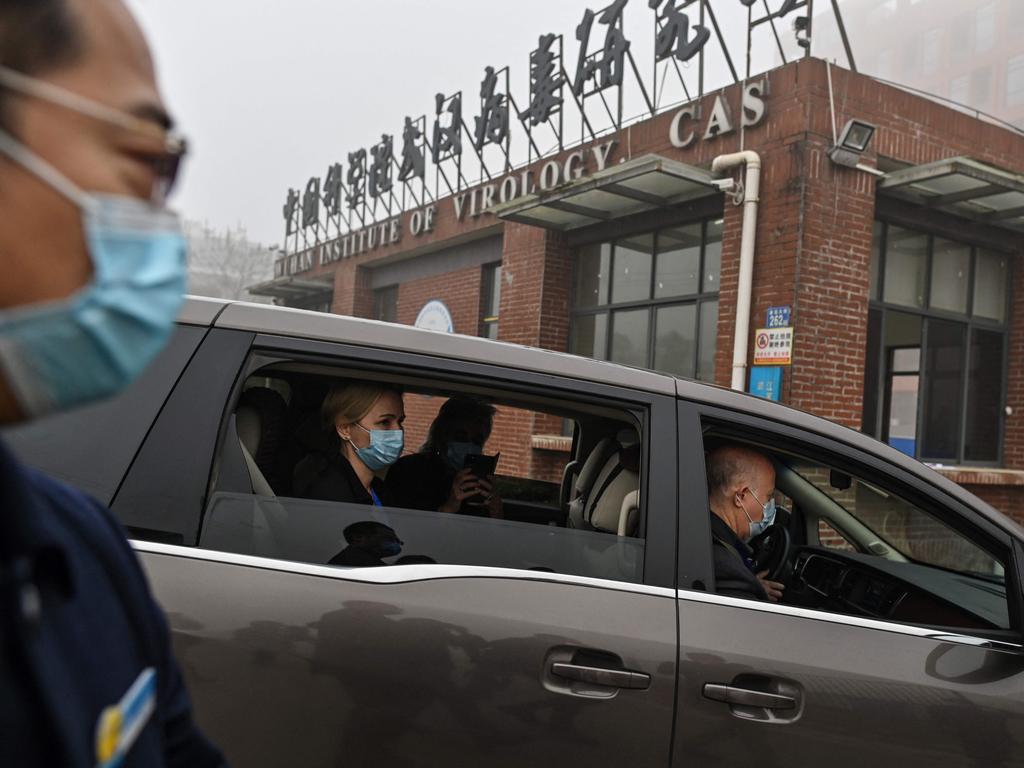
[121,329,681,768]
[672,400,1024,768]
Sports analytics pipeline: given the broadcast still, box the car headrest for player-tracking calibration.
[574,437,619,495]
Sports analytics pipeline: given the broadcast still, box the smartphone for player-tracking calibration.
[462,453,499,507]
[463,452,499,479]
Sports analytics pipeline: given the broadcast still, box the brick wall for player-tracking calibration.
[311,56,1024,520]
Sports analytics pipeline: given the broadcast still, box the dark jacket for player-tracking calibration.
[0,440,224,768]
[710,513,768,601]
[292,450,387,506]
[385,452,453,511]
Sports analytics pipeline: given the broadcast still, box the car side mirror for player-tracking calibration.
[830,469,851,491]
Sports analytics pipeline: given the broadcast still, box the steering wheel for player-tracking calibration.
[748,520,791,582]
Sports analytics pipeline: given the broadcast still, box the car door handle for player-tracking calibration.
[551,662,651,690]
[702,683,796,710]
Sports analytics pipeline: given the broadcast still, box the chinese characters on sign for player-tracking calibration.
[280,0,816,257]
[753,327,794,366]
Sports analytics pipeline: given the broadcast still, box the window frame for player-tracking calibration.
[678,401,1023,643]
[569,217,721,381]
[196,333,679,589]
[866,221,1012,467]
[373,285,399,324]
[478,261,501,339]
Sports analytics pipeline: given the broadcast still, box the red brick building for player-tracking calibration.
[253,58,1024,524]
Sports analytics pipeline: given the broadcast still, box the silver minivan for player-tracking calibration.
[7,297,1024,767]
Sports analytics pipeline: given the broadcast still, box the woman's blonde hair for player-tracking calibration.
[321,382,401,430]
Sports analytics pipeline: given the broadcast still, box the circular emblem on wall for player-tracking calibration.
[414,300,454,334]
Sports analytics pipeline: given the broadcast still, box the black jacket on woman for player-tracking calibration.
[292,450,388,506]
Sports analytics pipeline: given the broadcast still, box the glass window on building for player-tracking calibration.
[374,285,398,324]
[570,218,722,381]
[1007,55,1024,107]
[974,3,995,53]
[863,222,1010,465]
[479,262,501,340]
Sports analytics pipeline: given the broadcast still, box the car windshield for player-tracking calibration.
[791,461,1005,583]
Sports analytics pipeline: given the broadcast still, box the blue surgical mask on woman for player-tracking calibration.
[351,423,404,471]
[445,441,483,472]
[743,489,777,540]
[0,130,186,418]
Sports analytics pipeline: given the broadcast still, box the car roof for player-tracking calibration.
[179,296,1024,540]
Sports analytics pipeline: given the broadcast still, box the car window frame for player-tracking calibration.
[677,400,1024,644]
[197,332,679,589]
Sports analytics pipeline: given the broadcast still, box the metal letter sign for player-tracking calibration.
[346,149,367,210]
[432,92,463,162]
[323,163,343,216]
[650,0,710,62]
[520,34,563,126]
[368,134,394,199]
[277,0,858,264]
[474,66,509,150]
[398,117,425,182]
[572,0,631,96]
[283,188,299,236]
[301,176,320,229]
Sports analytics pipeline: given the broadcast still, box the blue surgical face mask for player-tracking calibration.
[352,423,404,471]
[743,489,777,541]
[0,131,186,418]
[446,441,483,471]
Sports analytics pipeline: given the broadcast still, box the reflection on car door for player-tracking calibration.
[672,403,1024,768]
[122,334,681,768]
[140,552,677,768]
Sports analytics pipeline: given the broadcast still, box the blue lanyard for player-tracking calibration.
[369,488,382,508]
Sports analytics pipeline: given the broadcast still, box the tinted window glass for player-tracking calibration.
[929,238,970,314]
[702,219,723,293]
[973,250,1007,322]
[575,243,610,308]
[610,308,649,367]
[697,300,718,382]
[201,365,648,585]
[883,228,927,308]
[654,304,696,378]
[920,319,965,460]
[654,225,700,299]
[571,314,608,360]
[2,324,204,504]
[964,328,1004,463]
[611,235,654,304]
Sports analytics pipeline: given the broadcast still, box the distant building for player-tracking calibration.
[185,220,274,303]
[814,0,1024,129]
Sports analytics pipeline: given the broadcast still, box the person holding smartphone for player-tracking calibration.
[386,396,503,518]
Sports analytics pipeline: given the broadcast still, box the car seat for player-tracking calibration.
[567,431,641,536]
[235,387,288,496]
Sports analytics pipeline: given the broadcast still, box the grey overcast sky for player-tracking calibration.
[126,0,857,248]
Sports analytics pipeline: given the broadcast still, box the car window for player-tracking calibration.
[702,435,1011,632]
[2,324,204,504]
[197,360,648,584]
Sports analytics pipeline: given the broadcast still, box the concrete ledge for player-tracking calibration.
[532,435,572,452]
[932,467,1024,487]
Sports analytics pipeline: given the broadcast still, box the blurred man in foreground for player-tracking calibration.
[0,0,224,764]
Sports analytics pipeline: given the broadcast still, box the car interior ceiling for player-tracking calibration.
[230,367,643,537]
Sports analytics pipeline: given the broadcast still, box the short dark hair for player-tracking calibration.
[423,397,497,453]
[0,0,84,129]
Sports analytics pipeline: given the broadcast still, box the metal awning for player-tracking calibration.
[879,157,1024,234]
[491,154,721,231]
[247,275,333,301]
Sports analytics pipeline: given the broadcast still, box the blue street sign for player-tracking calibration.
[766,305,791,329]
[749,366,783,402]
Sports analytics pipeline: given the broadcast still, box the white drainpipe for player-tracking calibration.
[711,151,762,392]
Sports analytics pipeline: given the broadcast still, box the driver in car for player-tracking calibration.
[706,444,786,602]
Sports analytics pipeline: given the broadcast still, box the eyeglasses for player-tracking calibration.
[0,66,188,204]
